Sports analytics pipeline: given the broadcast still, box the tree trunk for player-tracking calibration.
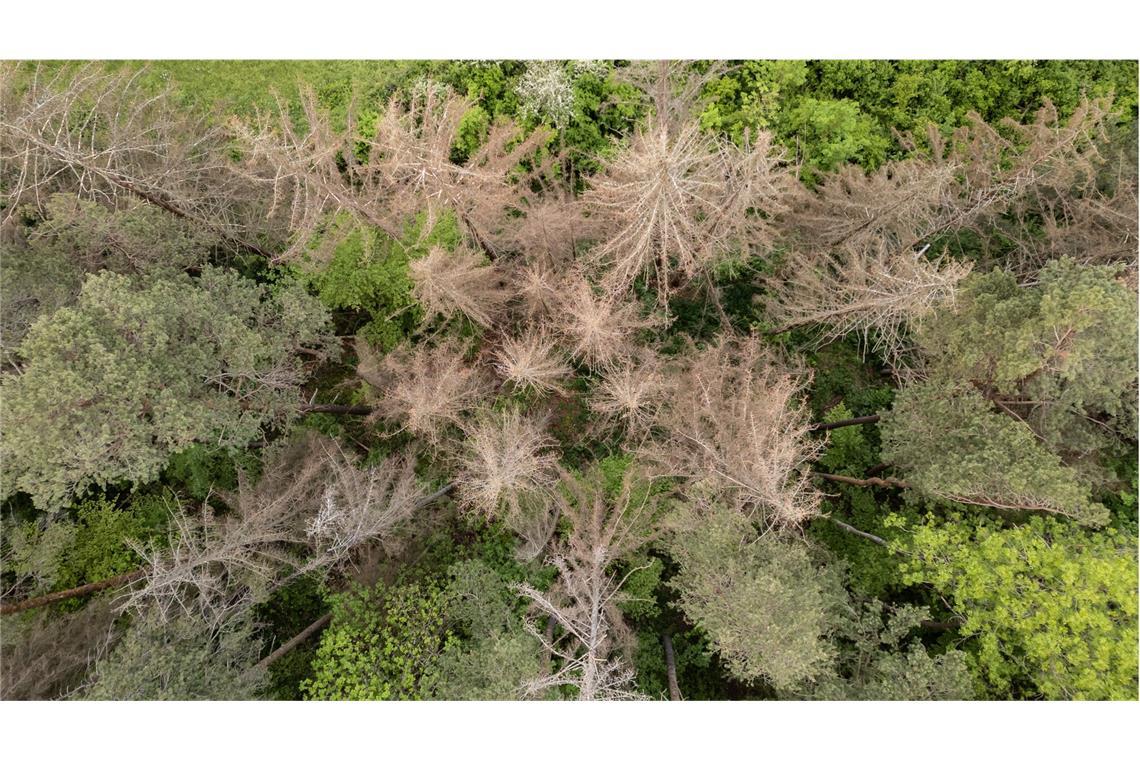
[0,568,147,615]
[662,632,682,701]
[298,403,373,416]
[814,471,909,489]
[811,414,881,432]
[820,515,889,547]
[254,612,334,670]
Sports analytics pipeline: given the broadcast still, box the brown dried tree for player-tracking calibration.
[656,333,823,529]
[492,329,573,397]
[552,274,666,369]
[358,338,490,445]
[514,465,668,700]
[455,409,560,520]
[0,63,269,257]
[123,435,426,628]
[409,245,511,328]
[233,82,550,262]
[585,118,790,301]
[589,348,670,440]
[767,243,973,365]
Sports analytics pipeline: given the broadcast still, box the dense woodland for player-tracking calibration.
[0,59,1137,701]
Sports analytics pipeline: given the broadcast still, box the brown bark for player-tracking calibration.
[810,414,881,432]
[662,632,682,701]
[298,403,373,416]
[1,568,147,615]
[814,471,909,489]
[254,612,334,670]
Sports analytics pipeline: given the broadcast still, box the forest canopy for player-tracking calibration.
[0,59,1136,702]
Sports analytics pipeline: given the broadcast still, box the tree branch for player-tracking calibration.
[298,403,373,416]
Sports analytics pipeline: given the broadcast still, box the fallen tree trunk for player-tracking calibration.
[810,414,881,432]
[0,568,147,615]
[298,403,373,416]
[254,612,334,670]
[662,632,682,701]
[815,471,909,489]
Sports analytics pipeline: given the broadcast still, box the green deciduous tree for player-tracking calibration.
[888,513,1139,700]
[302,579,454,700]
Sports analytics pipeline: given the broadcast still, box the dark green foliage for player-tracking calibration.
[163,444,260,501]
[883,259,1137,526]
[1,194,215,355]
[428,559,545,700]
[883,380,1109,525]
[1,267,336,509]
[633,628,727,700]
[916,259,1138,462]
[802,600,975,700]
[255,574,329,700]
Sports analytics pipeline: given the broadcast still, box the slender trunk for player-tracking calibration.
[298,403,373,416]
[814,471,909,489]
[662,632,682,701]
[0,568,147,615]
[254,612,333,670]
[811,414,881,432]
[820,515,889,547]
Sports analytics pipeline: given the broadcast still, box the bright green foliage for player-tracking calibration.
[302,580,455,700]
[701,60,1138,175]
[53,496,169,592]
[81,612,266,700]
[1,267,335,510]
[779,97,891,178]
[668,504,847,690]
[293,212,461,349]
[805,601,975,700]
[889,514,1139,699]
[700,61,809,137]
[883,380,1108,525]
[916,259,1138,461]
